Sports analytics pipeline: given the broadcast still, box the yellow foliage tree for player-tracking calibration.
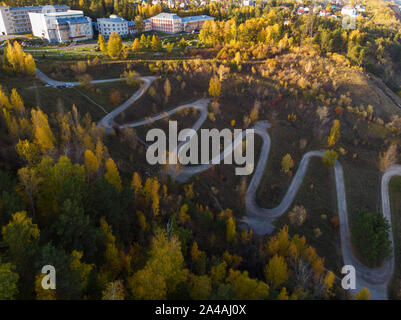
[328,119,340,147]
[208,76,221,100]
[354,287,370,300]
[84,149,99,182]
[31,108,55,154]
[107,32,123,59]
[264,254,289,289]
[104,158,122,192]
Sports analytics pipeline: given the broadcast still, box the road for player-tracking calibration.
[35,68,401,299]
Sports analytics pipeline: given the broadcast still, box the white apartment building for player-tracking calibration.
[150,12,213,33]
[29,10,93,43]
[96,15,129,38]
[0,4,69,35]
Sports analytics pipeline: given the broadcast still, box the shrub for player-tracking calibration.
[322,150,338,167]
[288,205,307,226]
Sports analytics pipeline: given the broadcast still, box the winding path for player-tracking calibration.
[35,69,401,299]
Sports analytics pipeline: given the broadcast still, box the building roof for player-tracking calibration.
[57,16,89,25]
[150,12,181,20]
[98,15,127,23]
[181,15,214,22]
[10,5,69,11]
[43,10,84,17]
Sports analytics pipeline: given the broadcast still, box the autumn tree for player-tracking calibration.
[0,262,19,299]
[281,154,294,176]
[151,35,162,51]
[208,76,221,101]
[265,254,289,289]
[190,241,206,275]
[3,41,36,76]
[107,32,123,59]
[104,158,122,192]
[31,108,55,154]
[322,150,338,167]
[166,42,173,53]
[354,287,370,300]
[328,119,340,147]
[84,149,99,182]
[225,269,269,299]
[16,139,39,165]
[131,171,142,200]
[226,216,236,244]
[132,38,141,51]
[98,34,107,52]
[128,231,188,299]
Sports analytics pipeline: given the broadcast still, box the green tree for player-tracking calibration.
[0,262,19,299]
[2,211,39,268]
[352,211,392,267]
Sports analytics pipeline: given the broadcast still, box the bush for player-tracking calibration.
[288,205,307,226]
[352,211,392,267]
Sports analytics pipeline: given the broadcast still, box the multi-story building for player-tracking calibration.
[29,10,93,43]
[150,12,213,34]
[150,13,183,33]
[0,4,69,35]
[182,15,214,32]
[96,15,129,38]
[144,19,152,32]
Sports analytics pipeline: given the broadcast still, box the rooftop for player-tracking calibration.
[9,5,69,11]
[150,12,181,20]
[97,15,127,23]
[181,15,214,22]
[56,16,89,25]
[41,10,84,17]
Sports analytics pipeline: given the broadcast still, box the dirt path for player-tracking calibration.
[36,68,401,299]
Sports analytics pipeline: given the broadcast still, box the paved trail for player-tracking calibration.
[36,69,401,299]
